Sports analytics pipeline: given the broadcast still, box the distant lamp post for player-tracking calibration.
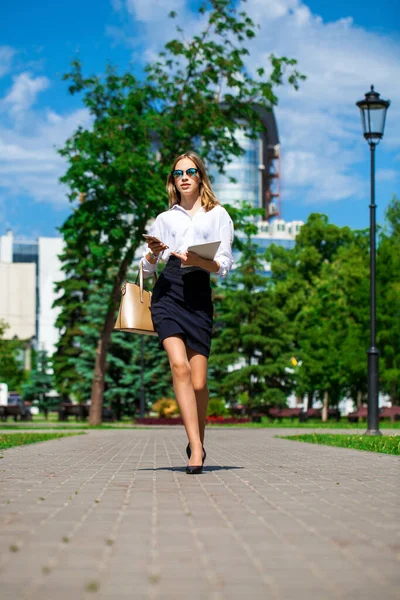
[356,85,390,436]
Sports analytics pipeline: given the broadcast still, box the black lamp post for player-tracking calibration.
[356,85,390,436]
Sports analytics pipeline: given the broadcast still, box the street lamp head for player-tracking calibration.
[356,85,390,146]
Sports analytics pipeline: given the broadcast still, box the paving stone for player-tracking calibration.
[0,427,398,599]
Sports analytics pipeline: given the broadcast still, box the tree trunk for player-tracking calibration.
[89,246,136,425]
[357,389,363,409]
[306,391,314,411]
[322,390,329,422]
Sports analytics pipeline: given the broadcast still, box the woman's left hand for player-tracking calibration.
[171,250,201,267]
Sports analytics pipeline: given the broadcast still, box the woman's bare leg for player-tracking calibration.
[162,336,203,466]
[186,347,209,445]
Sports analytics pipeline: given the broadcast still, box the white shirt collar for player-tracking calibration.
[171,203,205,215]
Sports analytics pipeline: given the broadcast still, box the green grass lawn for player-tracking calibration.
[0,423,149,430]
[0,432,86,451]
[0,415,399,430]
[278,433,400,455]
[206,418,400,429]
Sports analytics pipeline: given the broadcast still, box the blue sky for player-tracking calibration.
[0,0,399,240]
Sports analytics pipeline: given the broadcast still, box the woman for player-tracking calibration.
[141,151,234,474]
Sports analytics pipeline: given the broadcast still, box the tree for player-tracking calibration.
[0,320,26,392]
[377,195,400,404]
[209,230,293,408]
[22,350,54,418]
[56,0,305,423]
[266,214,365,411]
[71,273,173,418]
[53,222,91,402]
[104,334,173,419]
[57,71,166,424]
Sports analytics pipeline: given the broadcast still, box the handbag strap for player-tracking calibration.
[135,258,158,303]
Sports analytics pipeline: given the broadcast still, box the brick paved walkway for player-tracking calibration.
[0,428,399,600]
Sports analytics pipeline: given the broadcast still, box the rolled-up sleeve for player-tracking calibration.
[141,216,161,279]
[214,211,234,278]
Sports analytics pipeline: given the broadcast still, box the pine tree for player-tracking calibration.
[209,234,293,409]
[22,350,54,417]
[71,269,173,419]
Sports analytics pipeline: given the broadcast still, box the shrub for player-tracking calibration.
[262,388,287,407]
[207,398,229,417]
[151,397,179,418]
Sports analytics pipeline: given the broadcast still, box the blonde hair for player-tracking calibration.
[166,151,220,213]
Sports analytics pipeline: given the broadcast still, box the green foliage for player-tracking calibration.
[70,270,173,416]
[377,195,400,404]
[0,320,26,392]
[53,246,90,400]
[267,214,369,407]
[207,398,229,417]
[210,232,293,407]
[22,350,55,414]
[266,201,400,409]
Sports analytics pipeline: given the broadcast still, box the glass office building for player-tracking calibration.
[209,130,261,211]
[209,104,281,221]
[207,105,303,274]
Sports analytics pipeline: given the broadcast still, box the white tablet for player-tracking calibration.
[180,240,221,268]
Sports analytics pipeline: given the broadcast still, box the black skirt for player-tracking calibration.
[150,255,214,357]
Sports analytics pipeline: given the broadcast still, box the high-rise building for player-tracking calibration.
[210,104,281,221]
[210,105,303,270]
[0,231,63,355]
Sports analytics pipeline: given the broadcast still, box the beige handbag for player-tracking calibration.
[114,258,158,336]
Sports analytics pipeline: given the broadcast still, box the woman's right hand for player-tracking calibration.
[147,239,168,256]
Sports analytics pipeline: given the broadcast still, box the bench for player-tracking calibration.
[379,406,400,423]
[0,405,32,422]
[299,408,341,422]
[268,407,302,422]
[58,403,89,421]
[58,404,116,422]
[348,406,368,423]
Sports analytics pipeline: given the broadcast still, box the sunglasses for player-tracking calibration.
[172,168,199,179]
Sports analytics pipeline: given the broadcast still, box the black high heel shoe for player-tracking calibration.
[186,443,206,465]
[185,464,203,474]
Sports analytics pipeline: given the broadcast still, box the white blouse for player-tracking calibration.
[141,203,234,279]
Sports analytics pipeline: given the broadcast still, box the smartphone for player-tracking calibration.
[143,234,168,247]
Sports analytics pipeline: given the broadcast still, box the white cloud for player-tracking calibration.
[107,0,205,63]
[0,46,16,77]
[2,72,50,118]
[0,107,91,207]
[239,0,400,204]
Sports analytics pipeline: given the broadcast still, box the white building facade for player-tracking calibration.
[0,231,64,356]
